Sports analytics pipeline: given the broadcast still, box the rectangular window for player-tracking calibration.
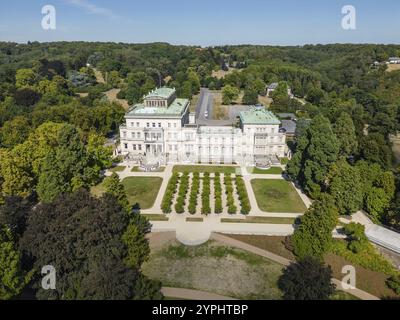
[146,123,150,128]
[137,122,140,127]
[133,145,137,151]
[138,145,142,151]
[158,123,162,128]
[131,132,135,139]
[152,123,156,128]
[137,133,141,139]
[168,123,171,128]
[122,131,127,138]
[124,143,128,149]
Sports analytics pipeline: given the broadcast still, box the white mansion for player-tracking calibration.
[119,87,286,166]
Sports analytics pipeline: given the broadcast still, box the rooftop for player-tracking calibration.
[280,120,297,134]
[127,98,189,118]
[239,107,281,125]
[144,87,176,100]
[267,83,279,90]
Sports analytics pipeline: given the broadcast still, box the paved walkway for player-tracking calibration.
[161,287,237,300]
[212,233,380,300]
[152,215,295,246]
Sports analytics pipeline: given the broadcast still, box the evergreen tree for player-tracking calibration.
[327,159,364,215]
[292,194,339,259]
[287,115,339,198]
[278,256,335,300]
[333,112,358,157]
[103,173,130,212]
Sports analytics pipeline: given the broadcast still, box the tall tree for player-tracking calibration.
[0,227,32,300]
[333,112,358,157]
[20,190,161,300]
[292,194,339,259]
[327,159,364,215]
[288,115,339,198]
[278,256,335,300]
[103,173,130,212]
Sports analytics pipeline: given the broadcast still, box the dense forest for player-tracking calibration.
[1,41,400,299]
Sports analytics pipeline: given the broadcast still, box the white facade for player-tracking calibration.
[119,87,286,166]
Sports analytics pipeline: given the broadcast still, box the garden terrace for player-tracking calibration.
[163,169,252,216]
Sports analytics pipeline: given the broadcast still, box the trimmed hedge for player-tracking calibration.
[189,172,200,214]
[214,173,222,214]
[201,173,211,215]
[175,173,189,214]
[236,176,251,215]
[224,175,237,214]
[161,173,180,213]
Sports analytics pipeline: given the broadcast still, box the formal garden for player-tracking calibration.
[162,169,251,215]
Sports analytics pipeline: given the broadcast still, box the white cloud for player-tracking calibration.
[66,0,118,19]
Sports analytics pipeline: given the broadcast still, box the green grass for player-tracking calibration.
[141,214,169,221]
[173,165,238,174]
[280,158,289,165]
[109,166,126,172]
[186,217,204,222]
[91,177,163,210]
[247,167,283,174]
[221,217,296,224]
[251,179,307,213]
[131,166,165,172]
[330,291,360,300]
[143,241,283,300]
[121,177,163,209]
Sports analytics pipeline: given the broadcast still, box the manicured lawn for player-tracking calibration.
[247,167,283,175]
[330,291,359,300]
[91,177,163,210]
[186,217,204,222]
[221,217,296,225]
[122,177,163,209]
[141,214,169,221]
[131,166,165,172]
[109,166,126,172]
[173,165,238,174]
[251,179,307,213]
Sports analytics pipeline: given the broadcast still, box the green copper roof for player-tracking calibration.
[239,108,281,125]
[127,98,189,118]
[144,87,175,99]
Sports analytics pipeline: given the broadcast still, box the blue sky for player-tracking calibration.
[0,0,399,46]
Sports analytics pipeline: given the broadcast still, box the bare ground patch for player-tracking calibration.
[142,240,283,300]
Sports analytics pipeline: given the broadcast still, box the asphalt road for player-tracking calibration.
[196,88,213,124]
[195,88,251,127]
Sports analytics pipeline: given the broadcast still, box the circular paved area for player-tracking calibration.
[175,224,211,246]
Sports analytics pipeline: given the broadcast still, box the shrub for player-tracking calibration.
[214,174,223,214]
[202,174,211,215]
[235,176,251,215]
[386,275,400,295]
[161,173,180,214]
[188,173,200,215]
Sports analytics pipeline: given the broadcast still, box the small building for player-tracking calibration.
[388,57,400,64]
[280,120,297,138]
[277,113,297,120]
[266,83,279,97]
